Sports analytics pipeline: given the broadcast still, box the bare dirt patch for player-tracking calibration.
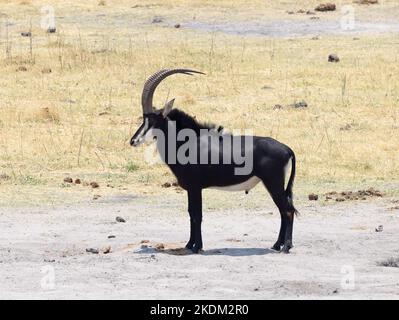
[0,196,398,299]
[325,188,383,202]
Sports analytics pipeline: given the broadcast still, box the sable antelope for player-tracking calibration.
[130,69,298,253]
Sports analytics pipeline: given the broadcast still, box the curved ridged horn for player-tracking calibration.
[141,68,205,114]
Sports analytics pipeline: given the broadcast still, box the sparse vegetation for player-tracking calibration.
[125,161,139,172]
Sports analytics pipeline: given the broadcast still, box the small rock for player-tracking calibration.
[355,0,378,4]
[353,37,360,40]
[108,235,116,239]
[0,173,11,180]
[63,177,73,183]
[41,68,52,74]
[273,104,283,110]
[47,27,56,33]
[171,181,179,187]
[286,10,294,14]
[93,194,101,200]
[21,32,32,37]
[308,193,319,201]
[86,248,99,254]
[375,225,383,232]
[174,23,181,28]
[155,243,165,250]
[140,240,150,243]
[152,16,163,23]
[102,246,111,254]
[333,289,339,294]
[315,3,336,12]
[328,54,340,62]
[243,233,248,236]
[311,36,320,40]
[261,85,273,90]
[116,216,126,223]
[310,16,320,20]
[162,182,171,188]
[44,259,55,263]
[17,66,27,72]
[294,101,308,108]
[336,197,345,202]
[90,181,99,188]
[306,10,315,15]
[74,178,81,184]
[297,9,306,13]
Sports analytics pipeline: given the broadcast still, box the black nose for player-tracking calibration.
[130,138,137,146]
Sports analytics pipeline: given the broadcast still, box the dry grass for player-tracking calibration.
[0,0,398,205]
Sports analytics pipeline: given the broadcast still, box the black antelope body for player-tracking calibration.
[130,69,298,253]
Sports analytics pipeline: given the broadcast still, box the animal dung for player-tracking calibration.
[63,177,73,183]
[102,246,111,254]
[21,32,31,37]
[174,23,181,28]
[115,216,126,223]
[90,181,99,188]
[108,235,116,239]
[308,193,319,201]
[328,54,340,62]
[315,3,336,12]
[74,178,81,184]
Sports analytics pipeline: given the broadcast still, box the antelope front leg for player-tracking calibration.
[186,188,203,253]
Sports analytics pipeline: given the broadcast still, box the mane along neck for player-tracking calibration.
[167,109,221,135]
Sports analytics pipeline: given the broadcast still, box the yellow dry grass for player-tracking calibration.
[0,0,398,205]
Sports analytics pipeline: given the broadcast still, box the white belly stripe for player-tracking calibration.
[209,176,261,192]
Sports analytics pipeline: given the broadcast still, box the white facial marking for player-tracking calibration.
[144,128,155,142]
[209,176,261,192]
[135,118,149,145]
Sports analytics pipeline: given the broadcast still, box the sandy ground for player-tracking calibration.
[0,195,398,299]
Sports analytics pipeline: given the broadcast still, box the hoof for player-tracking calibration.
[281,244,293,254]
[185,242,194,250]
[191,245,203,254]
[271,243,282,251]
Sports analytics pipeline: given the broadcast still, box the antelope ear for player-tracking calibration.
[162,99,175,118]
